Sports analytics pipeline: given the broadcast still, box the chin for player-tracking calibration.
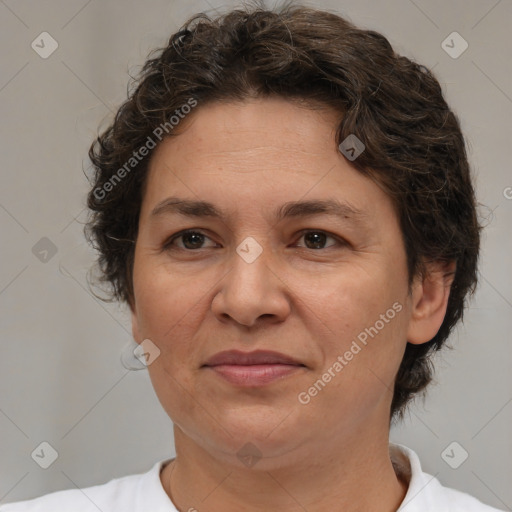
[179,408,302,454]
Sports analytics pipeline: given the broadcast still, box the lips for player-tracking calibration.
[201,350,306,387]
[202,350,305,367]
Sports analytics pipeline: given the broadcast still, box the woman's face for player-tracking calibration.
[130,97,420,467]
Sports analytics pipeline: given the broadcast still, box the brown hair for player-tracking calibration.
[85,2,481,420]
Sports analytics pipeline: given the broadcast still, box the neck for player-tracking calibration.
[160,425,408,512]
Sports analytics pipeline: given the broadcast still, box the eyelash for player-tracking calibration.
[162,229,347,252]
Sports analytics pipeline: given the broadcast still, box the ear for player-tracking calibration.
[407,260,456,344]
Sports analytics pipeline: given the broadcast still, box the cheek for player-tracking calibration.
[137,277,206,422]
[132,264,209,412]
[316,265,402,330]
[313,266,409,379]
[133,259,202,337]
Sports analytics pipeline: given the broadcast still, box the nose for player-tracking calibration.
[211,242,291,328]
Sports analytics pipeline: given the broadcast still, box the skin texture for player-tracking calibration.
[130,97,455,511]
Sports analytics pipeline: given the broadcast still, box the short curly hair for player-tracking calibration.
[85,2,481,420]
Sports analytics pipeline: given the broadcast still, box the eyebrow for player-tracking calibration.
[150,197,369,227]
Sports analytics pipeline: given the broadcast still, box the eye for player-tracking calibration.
[162,229,345,252]
[163,229,217,251]
[295,230,344,250]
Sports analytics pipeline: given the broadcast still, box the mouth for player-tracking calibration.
[202,350,307,387]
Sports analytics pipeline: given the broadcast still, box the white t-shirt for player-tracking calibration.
[0,443,504,511]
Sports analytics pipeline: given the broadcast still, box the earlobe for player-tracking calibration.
[406,260,456,345]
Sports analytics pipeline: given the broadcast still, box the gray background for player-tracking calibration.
[0,0,511,509]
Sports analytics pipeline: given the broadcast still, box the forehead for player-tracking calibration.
[140,98,394,228]
[149,97,340,171]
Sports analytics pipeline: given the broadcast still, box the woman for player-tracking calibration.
[1,3,504,511]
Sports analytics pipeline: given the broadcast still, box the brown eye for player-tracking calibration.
[163,230,217,251]
[296,230,343,250]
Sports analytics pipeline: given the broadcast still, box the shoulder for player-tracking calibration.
[391,443,506,512]
[439,483,505,511]
[0,460,172,512]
